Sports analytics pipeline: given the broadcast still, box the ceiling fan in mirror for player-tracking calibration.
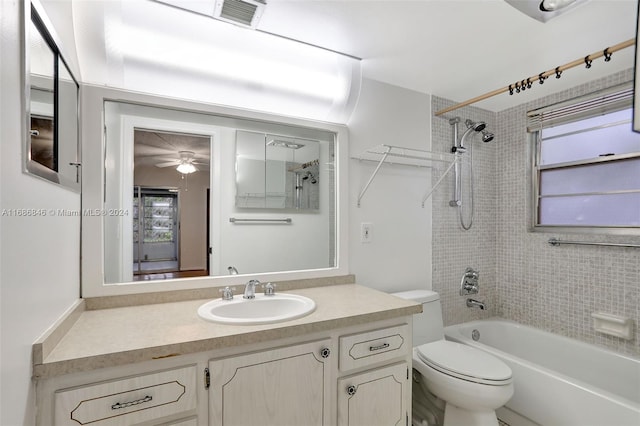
[154,150,205,174]
[133,129,211,176]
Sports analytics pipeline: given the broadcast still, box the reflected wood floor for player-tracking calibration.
[133,269,208,281]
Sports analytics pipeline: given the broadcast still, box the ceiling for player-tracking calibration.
[63,0,638,116]
[252,0,637,112]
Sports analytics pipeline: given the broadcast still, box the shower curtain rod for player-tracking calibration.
[434,38,636,117]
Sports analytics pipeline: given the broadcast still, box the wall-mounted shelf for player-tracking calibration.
[351,144,457,207]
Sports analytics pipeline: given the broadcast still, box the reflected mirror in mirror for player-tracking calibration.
[236,131,320,209]
[29,17,55,170]
[103,101,336,284]
[26,3,80,189]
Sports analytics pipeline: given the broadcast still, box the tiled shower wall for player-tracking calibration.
[495,69,639,356]
[431,97,499,326]
[433,69,640,356]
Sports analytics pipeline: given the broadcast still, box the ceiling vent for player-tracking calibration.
[154,0,266,29]
[214,0,266,28]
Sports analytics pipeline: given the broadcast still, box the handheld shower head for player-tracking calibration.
[302,171,317,184]
[465,119,486,132]
[481,130,494,143]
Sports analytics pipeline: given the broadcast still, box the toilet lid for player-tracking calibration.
[416,340,512,385]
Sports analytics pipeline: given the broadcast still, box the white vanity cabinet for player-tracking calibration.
[37,317,413,426]
[208,339,334,426]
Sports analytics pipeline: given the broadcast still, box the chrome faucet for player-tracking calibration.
[466,298,486,310]
[243,279,261,299]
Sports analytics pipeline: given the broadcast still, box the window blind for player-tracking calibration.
[527,83,633,132]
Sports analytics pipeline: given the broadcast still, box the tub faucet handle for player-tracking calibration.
[460,267,480,295]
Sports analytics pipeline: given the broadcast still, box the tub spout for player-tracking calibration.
[466,298,486,310]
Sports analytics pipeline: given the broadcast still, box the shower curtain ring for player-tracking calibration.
[509,84,513,95]
[526,78,533,89]
[521,80,526,91]
[555,67,562,79]
[603,48,612,62]
[515,82,520,93]
[538,72,546,84]
[584,55,593,68]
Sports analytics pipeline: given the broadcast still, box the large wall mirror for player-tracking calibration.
[25,2,80,190]
[102,100,337,285]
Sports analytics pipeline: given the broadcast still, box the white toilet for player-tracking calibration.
[393,290,513,426]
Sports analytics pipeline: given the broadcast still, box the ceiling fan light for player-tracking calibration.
[177,163,197,174]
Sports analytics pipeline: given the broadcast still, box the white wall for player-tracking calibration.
[347,78,433,293]
[0,2,81,425]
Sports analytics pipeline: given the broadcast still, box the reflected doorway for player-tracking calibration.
[133,187,179,275]
[132,129,211,281]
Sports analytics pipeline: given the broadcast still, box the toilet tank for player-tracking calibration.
[392,289,444,346]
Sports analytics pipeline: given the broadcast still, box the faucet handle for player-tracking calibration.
[264,282,276,296]
[219,286,235,300]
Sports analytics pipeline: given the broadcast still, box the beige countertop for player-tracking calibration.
[33,284,421,379]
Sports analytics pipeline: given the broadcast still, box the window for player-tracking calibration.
[529,84,640,232]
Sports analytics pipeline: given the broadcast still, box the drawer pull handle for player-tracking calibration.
[111,395,153,410]
[369,342,390,352]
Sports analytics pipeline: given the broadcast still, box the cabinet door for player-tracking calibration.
[209,339,333,426]
[337,362,408,426]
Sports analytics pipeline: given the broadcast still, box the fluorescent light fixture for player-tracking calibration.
[176,163,197,174]
[116,26,347,101]
[100,1,361,123]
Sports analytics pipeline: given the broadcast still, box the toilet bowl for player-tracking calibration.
[413,340,513,425]
[392,290,513,426]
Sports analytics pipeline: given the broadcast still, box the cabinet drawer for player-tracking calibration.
[339,324,409,371]
[54,365,197,426]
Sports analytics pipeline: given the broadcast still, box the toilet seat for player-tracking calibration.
[416,340,512,386]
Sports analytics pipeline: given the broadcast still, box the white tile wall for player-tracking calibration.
[432,69,640,356]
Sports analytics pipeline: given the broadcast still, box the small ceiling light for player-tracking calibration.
[539,0,577,12]
[266,139,305,149]
[176,163,197,174]
[505,0,589,23]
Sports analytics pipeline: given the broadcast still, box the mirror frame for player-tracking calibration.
[24,0,80,191]
[81,86,350,298]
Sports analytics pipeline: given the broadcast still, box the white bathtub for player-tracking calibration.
[444,319,640,426]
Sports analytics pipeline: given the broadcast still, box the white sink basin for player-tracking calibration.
[197,293,316,325]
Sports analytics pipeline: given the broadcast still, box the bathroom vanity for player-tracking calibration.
[33,283,420,425]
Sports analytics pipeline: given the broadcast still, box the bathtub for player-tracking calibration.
[444,319,640,426]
